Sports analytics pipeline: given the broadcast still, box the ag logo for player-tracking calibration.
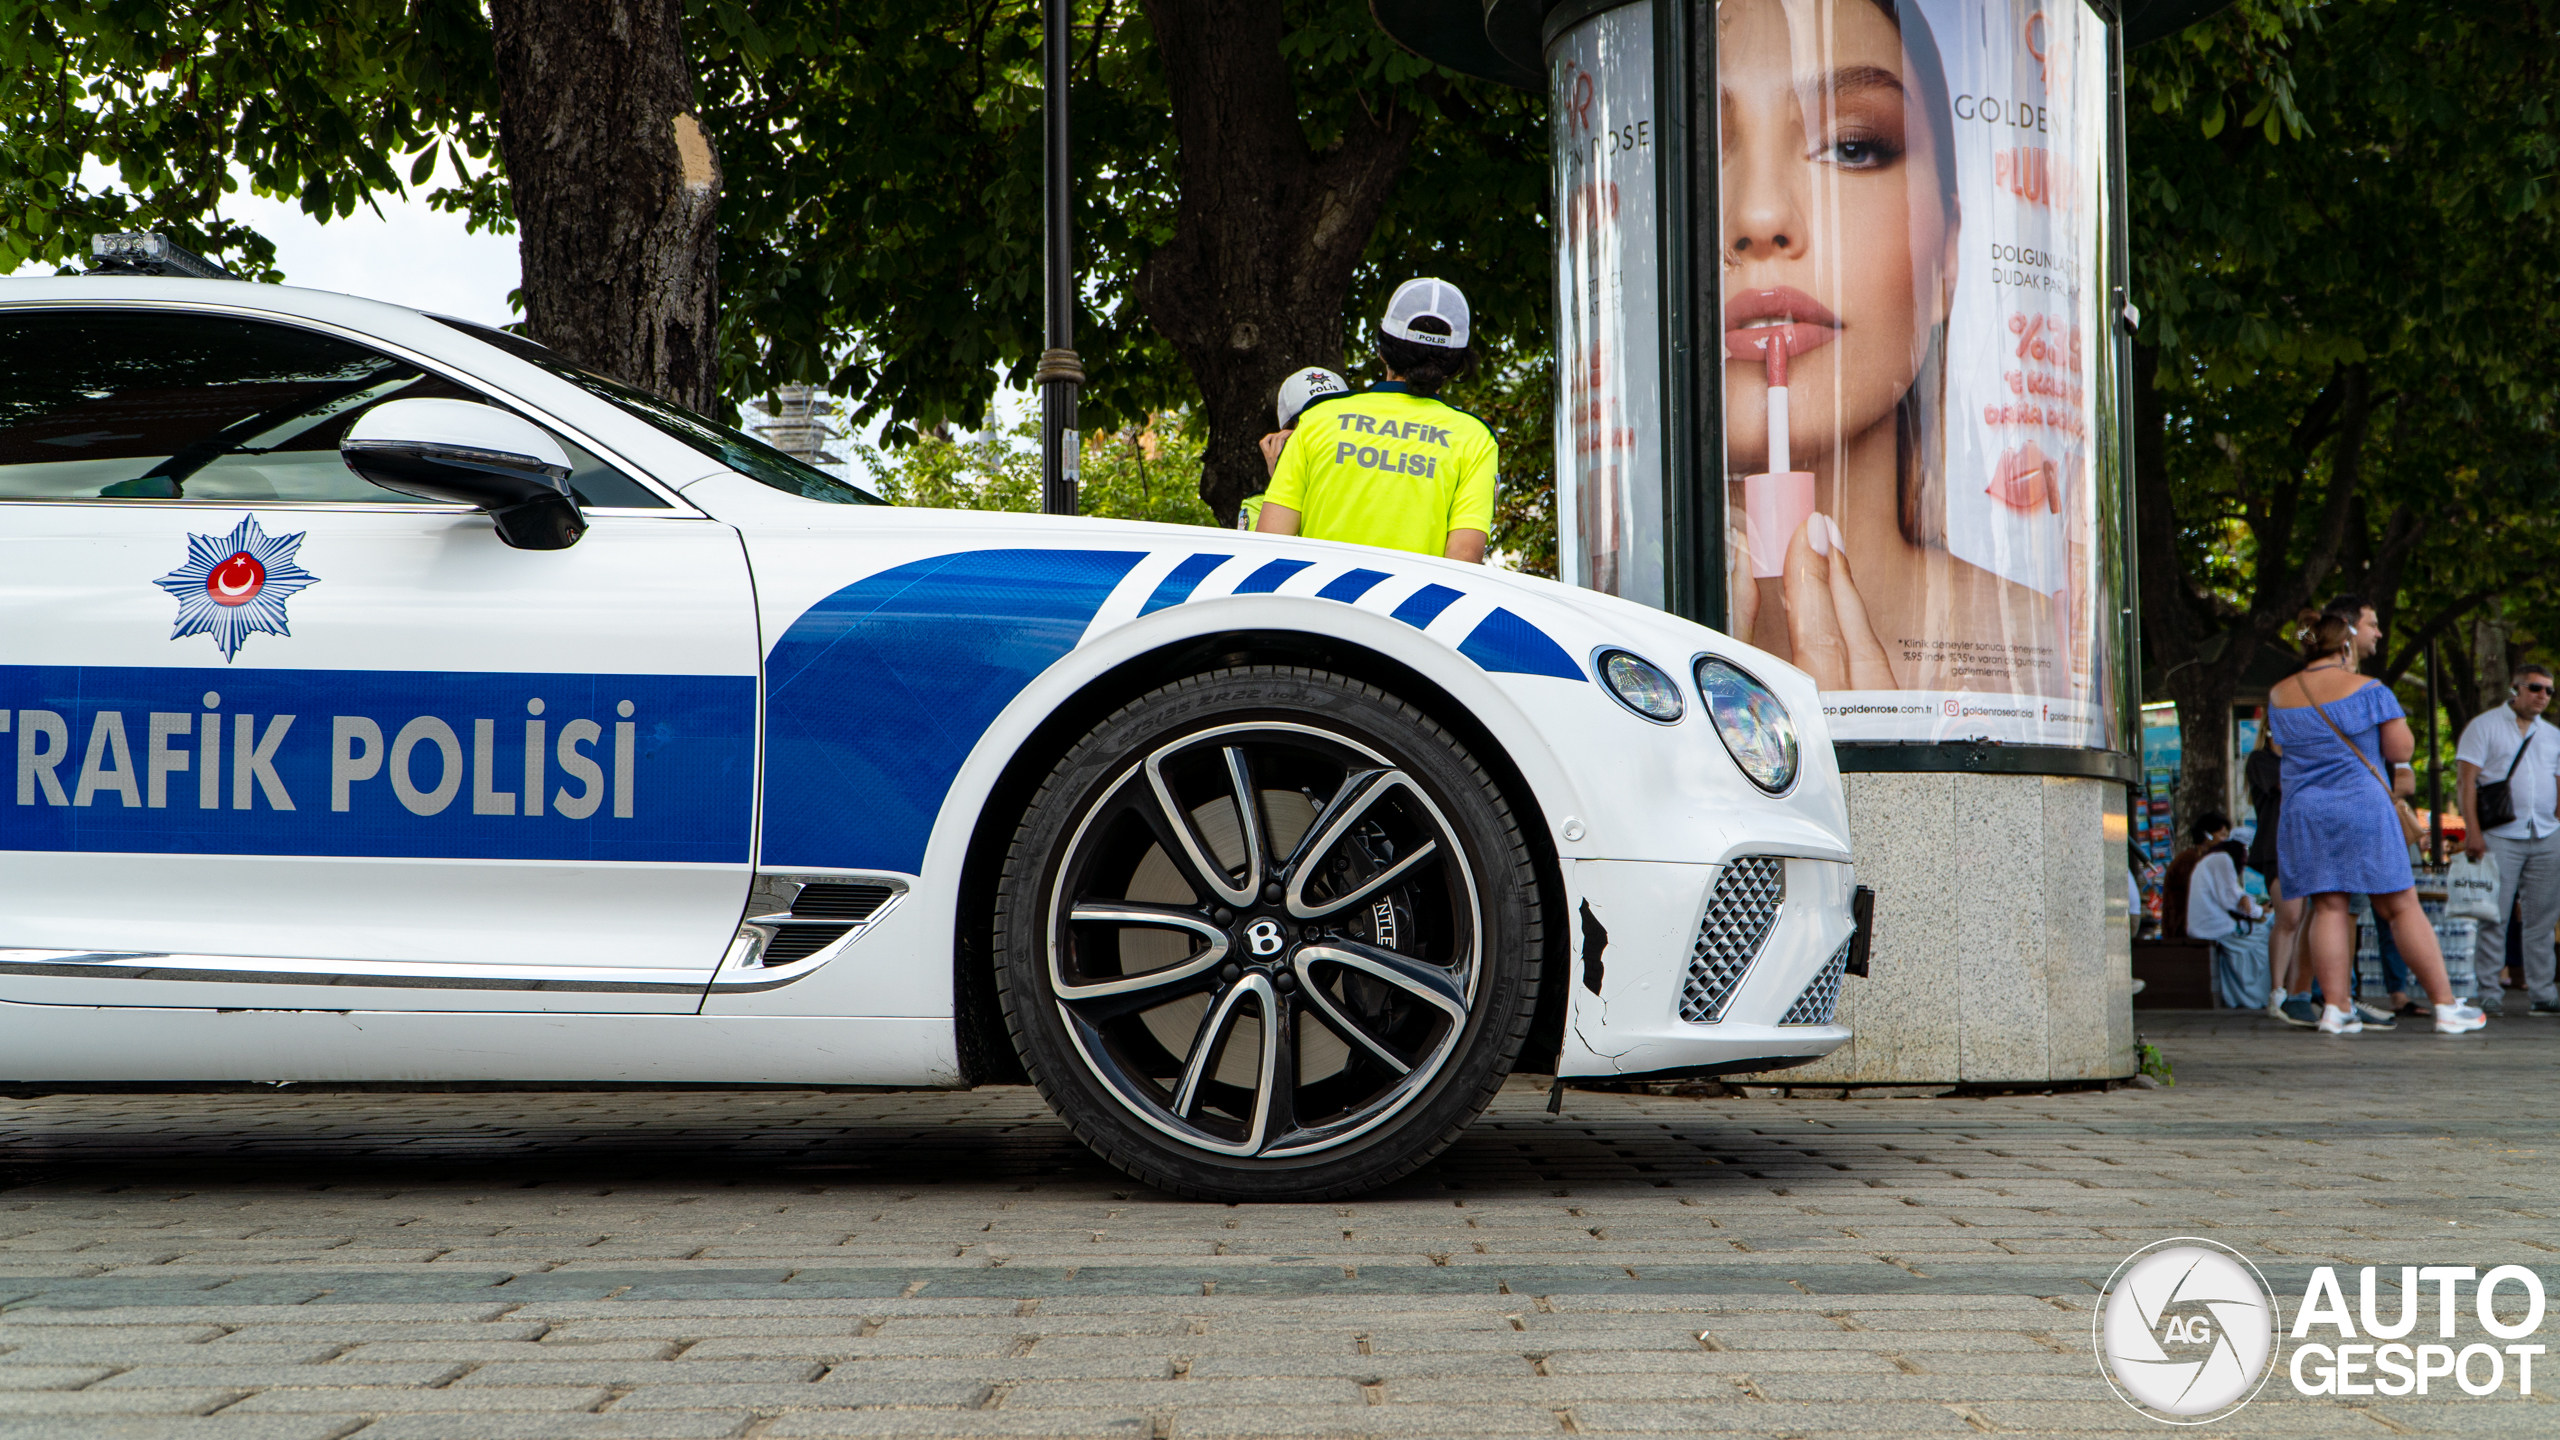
[2097,1238,2279,1424]
[155,514,318,662]
[1243,918,1286,956]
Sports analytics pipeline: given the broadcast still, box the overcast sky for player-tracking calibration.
[223,187,522,326]
[13,178,521,327]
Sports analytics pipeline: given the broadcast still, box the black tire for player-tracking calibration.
[993,665,1543,1201]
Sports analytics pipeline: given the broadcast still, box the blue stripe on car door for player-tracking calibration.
[760,549,1144,873]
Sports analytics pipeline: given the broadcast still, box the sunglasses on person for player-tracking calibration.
[2526,683,2554,695]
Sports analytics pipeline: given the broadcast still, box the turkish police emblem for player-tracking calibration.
[155,515,319,662]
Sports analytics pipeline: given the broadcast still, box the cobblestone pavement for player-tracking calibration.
[2,1009,2556,1439]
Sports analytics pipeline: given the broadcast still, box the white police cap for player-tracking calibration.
[1275,366,1350,430]
[1380,277,1471,349]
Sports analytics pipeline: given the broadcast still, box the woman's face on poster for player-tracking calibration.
[1720,0,1957,472]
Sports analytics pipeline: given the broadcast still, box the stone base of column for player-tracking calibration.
[1732,772,2135,1085]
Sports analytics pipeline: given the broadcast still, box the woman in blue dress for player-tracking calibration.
[2269,608,2487,1035]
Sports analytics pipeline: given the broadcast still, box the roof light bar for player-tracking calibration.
[88,232,234,280]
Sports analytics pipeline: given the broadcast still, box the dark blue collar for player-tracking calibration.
[1367,380,1419,396]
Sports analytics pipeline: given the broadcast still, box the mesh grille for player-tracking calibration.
[762,924,855,965]
[1780,940,1851,1026]
[791,883,895,920]
[1679,856,1786,1023]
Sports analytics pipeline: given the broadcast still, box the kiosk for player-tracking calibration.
[1374,0,2217,1082]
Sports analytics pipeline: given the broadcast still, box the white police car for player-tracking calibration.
[0,264,1865,1200]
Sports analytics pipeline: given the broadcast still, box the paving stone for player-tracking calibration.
[94,1363,468,1389]
[759,1415,1152,1438]
[220,1386,617,1413]
[0,1422,363,1440]
[0,1341,341,1365]
[0,1388,244,1415]
[1001,1377,1361,1407]
[337,1340,680,1362]
[0,1362,118,1387]
[355,1416,751,1440]
[7,1014,2558,1438]
[1568,1400,1978,1432]
[450,1359,825,1387]
[1170,1403,1563,1436]
[0,1324,228,1344]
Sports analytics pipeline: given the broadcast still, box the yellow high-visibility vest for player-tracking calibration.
[1261,384,1496,556]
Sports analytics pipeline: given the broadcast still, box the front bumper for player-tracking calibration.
[1555,855,1859,1080]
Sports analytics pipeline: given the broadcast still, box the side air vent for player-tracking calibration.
[759,923,856,966]
[1678,856,1785,1023]
[723,874,908,978]
[1779,940,1851,1026]
[789,883,895,921]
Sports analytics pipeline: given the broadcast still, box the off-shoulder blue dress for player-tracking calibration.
[2270,681,2411,896]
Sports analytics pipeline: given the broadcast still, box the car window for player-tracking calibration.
[433,316,886,505]
[0,309,669,508]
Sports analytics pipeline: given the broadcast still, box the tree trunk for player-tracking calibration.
[2474,613,2515,714]
[488,0,722,412]
[1135,0,1421,524]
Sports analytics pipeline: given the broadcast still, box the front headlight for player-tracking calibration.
[1694,656,1798,792]
[1595,649,1684,723]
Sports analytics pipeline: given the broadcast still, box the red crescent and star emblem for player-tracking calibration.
[155,515,319,662]
[206,551,267,607]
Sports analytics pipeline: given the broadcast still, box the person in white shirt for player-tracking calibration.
[2456,662,2560,1014]
[2184,811,2269,1009]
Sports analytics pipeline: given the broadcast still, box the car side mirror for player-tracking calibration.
[341,398,585,550]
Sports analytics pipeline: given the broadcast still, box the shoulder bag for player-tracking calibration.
[2474,726,2537,833]
[2295,676,2426,846]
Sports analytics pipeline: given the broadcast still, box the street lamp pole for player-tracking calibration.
[1037,0,1082,516]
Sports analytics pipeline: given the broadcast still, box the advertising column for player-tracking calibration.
[1551,4,1666,609]
[1715,0,2122,756]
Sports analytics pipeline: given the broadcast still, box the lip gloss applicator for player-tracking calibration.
[1743,333,1817,578]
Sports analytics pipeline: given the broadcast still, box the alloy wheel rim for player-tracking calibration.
[1045,721,1483,1160]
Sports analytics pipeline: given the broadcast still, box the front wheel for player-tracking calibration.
[993,666,1543,1201]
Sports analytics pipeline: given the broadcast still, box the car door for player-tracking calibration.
[0,303,759,1013]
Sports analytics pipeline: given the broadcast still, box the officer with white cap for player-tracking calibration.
[1241,365,1351,531]
[1256,278,1495,562]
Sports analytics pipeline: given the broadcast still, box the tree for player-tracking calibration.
[489,0,723,410]
[2127,0,2560,827]
[692,0,1549,520]
[5,1,1552,529]
[2,0,724,410]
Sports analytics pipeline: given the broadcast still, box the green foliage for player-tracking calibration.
[3,0,1548,505]
[859,413,1219,531]
[1443,357,1557,578]
[0,1,501,278]
[2136,1040,2174,1087]
[2129,0,2560,652]
[694,0,1548,453]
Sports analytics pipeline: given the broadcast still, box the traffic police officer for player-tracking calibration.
[1241,365,1350,531]
[1255,278,1495,562]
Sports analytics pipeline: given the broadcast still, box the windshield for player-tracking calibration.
[434,317,884,505]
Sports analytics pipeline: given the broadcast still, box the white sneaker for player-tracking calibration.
[2435,1001,2488,1035]
[2317,1005,2363,1035]
[2266,989,2289,1021]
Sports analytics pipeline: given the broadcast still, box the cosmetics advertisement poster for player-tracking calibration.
[1720,0,2119,750]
